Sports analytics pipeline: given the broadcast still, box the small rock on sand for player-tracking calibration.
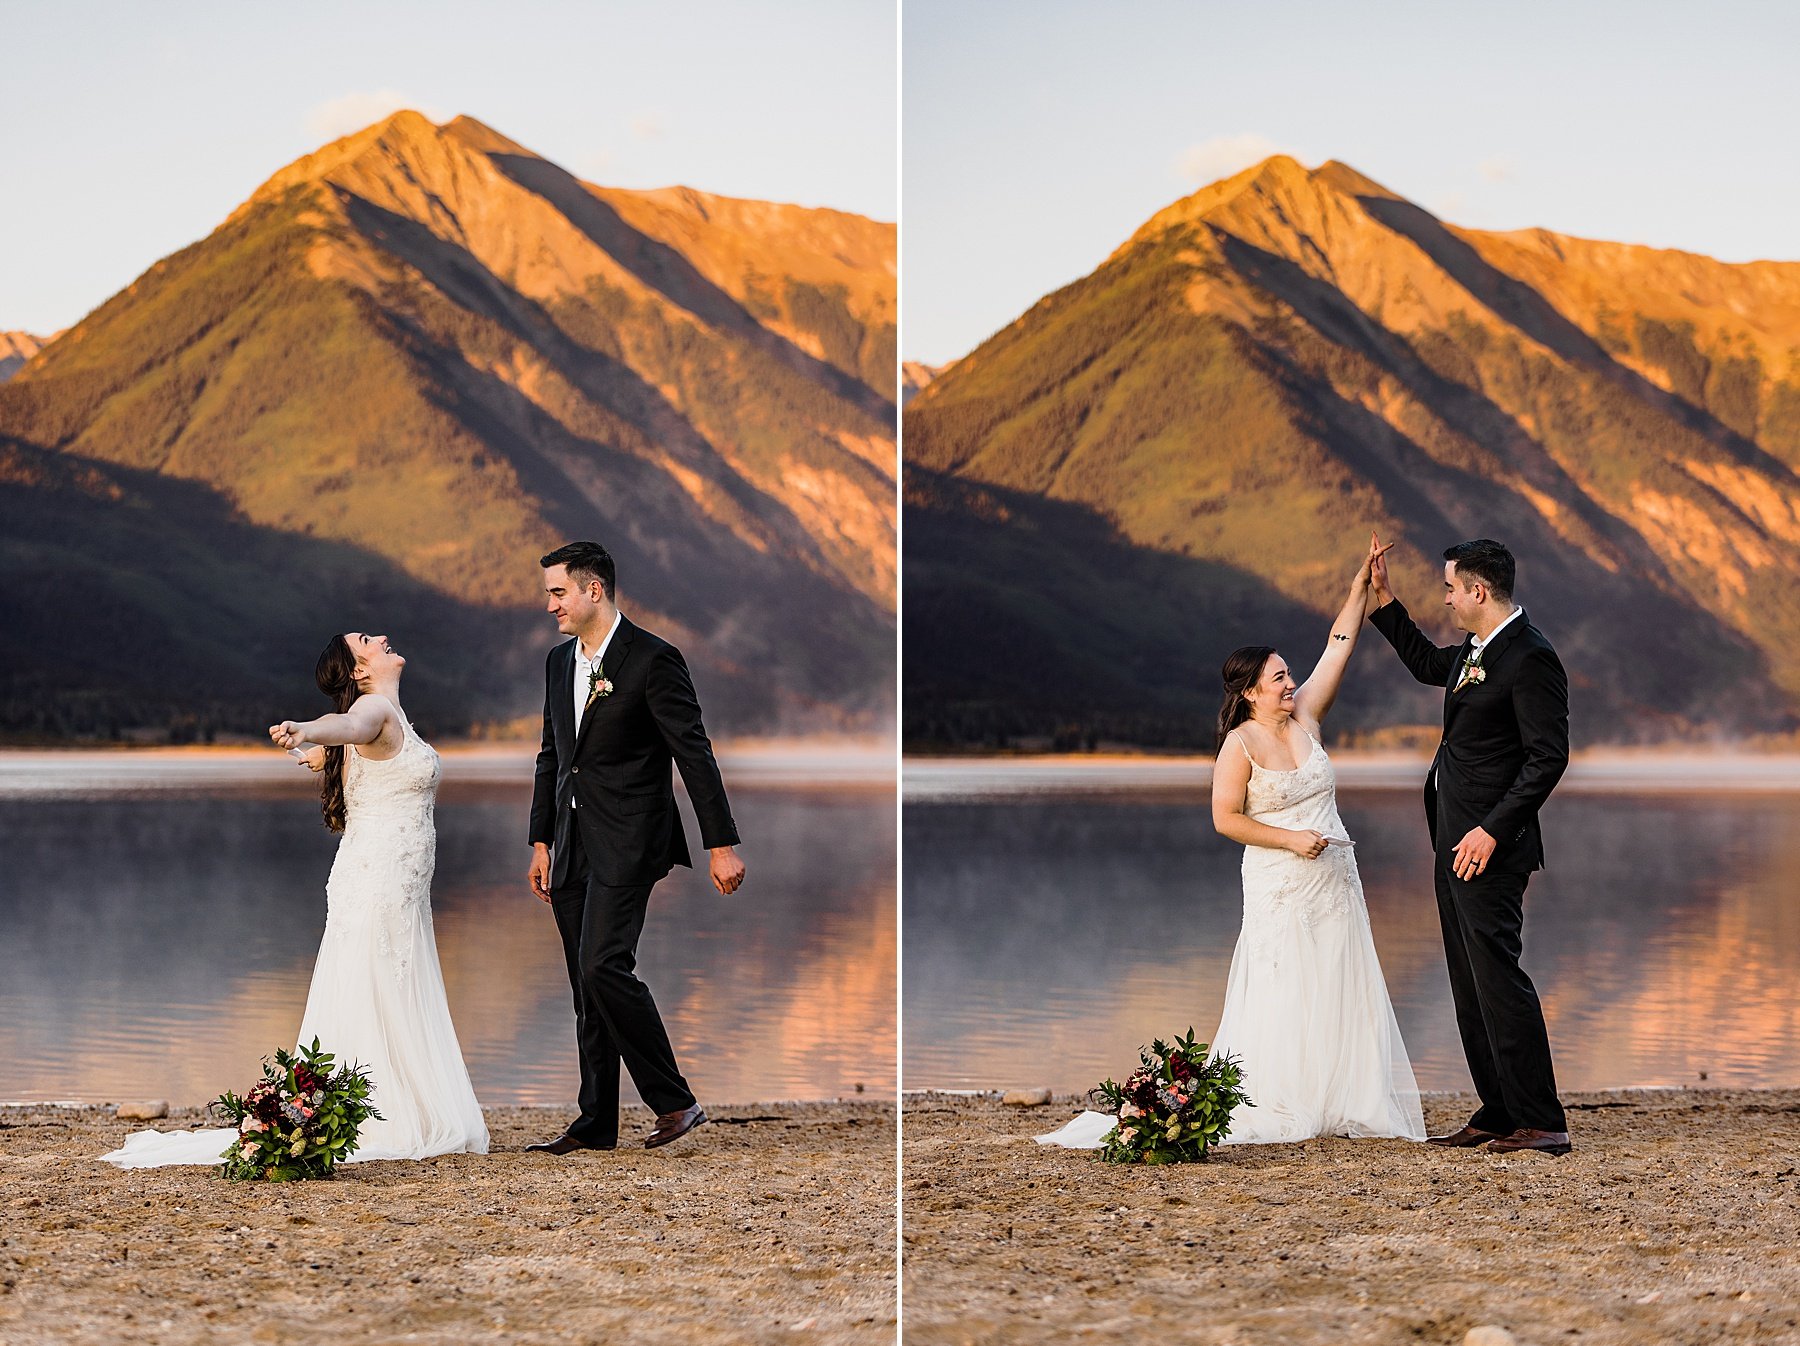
[1001,1088,1052,1107]
[115,1101,169,1121]
[1465,1329,1517,1346]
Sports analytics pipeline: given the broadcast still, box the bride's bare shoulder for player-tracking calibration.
[347,694,404,759]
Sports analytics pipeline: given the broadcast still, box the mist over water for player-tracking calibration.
[0,768,894,1108]
[904,784,1800,1095]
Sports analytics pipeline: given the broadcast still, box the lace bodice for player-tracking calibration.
[1241,733,1336,827]
[1231,730,1358,946]
[342,698,439,836]
[325,697,440,975]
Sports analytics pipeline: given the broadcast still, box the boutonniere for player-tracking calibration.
[1452,654,1487,694]
[585,662,614,708]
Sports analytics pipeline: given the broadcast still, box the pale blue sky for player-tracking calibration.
[904,0,1800,365]
[2,0,896,334]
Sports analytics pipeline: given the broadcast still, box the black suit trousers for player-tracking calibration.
[1434,861,1566,1134]
[549,825,694,1143]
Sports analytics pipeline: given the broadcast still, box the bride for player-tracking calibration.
[1040,535,1424,1148]
[103,632,488,1167]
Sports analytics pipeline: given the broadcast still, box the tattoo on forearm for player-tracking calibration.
[1332,634,1349,642]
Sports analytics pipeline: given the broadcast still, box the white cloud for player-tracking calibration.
[1173,133,1286,186]
[304,90,447,141]
[1479,157,1516,184]
[630,113,665,141]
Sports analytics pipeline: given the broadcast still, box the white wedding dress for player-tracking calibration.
[1038,730,1424,1149]
[103,696,489,1167]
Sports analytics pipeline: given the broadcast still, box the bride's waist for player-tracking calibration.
[338,816,436,844]
[342,797,435,822]
[1244,810,1343,834]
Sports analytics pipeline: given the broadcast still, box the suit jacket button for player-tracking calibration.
[572,766,580,774]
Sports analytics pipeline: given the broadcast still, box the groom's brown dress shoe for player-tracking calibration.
[645,1104,706,1149]
[1427,1125,1505,1148]
[1485,1128,1572,1156]
[525,1133,615,1155]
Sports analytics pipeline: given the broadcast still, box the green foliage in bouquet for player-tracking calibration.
[1090,1028,1251,1164]
[212,1038,382,1181]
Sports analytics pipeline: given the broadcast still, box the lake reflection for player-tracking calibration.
[0,773,894,1107]
[903,786,1800,1093]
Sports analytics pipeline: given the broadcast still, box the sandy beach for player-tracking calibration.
[902,1090,1800,1345]
[0,1101,894,1345]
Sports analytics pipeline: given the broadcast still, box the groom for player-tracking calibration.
[1367,538,1572,1156]
[527,540,745,1153]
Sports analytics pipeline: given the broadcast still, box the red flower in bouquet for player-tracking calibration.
[1127,1073,1160,1110]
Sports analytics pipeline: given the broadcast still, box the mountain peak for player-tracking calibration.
[441,114,538,159]
[1188,153,1310,208]
[1311,159,1400,200]
[0,329,48,383]
[0,330,46,359]
[1118,154,1401,258]
[233,109,518,223]
[1245,152,1309,184]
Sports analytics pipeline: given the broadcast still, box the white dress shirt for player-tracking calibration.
[572,610,623,735]
[1469,605,1523,663]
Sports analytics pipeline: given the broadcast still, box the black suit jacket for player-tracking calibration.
[529,616,740,888]
[1369,600,1569,874]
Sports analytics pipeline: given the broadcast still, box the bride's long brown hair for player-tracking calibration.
[1215,645,1277,754]
[314,635,360,833]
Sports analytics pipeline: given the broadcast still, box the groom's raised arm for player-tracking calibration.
[646,644,740,849]
[1368,599,1461,688]
[529,649,558,848]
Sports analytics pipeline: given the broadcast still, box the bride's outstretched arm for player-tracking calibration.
[1294,533,1391,732]
[269,696,391,749]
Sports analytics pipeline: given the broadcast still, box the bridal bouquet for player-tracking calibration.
[211,1038,382,1182]
[1090,1029,1251,1164]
